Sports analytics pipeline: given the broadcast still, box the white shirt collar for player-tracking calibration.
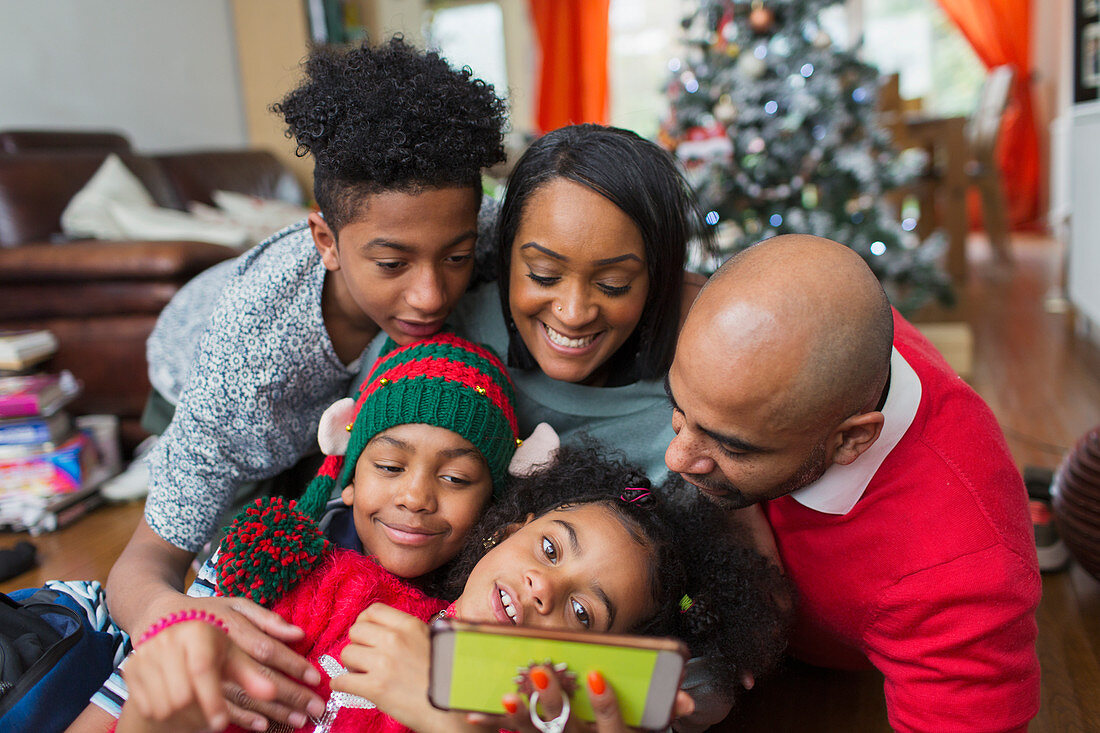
[787,347,922,515]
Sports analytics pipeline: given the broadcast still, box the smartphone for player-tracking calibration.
[428,619,688,730]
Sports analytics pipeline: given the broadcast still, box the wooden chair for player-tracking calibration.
[965,65,1014,262]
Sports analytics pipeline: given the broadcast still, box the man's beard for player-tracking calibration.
[688,440,830,511]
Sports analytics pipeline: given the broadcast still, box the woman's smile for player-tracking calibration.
[541,322,603,351]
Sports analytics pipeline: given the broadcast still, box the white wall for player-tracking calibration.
[1068,103,1100,329]
[0,0,246,152]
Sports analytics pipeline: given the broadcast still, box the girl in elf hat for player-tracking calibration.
[114,440,790,733]
[94,332,523,732]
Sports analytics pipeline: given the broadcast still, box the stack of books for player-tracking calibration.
[0,329,59,373]
[0,331,110,533]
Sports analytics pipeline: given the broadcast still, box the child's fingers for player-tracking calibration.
[496,692,532,731]
[129,649,177,722]
[121,656,157,720]
[672,689,696,719]
[584,671,628,733]
[351,602,421,633]
[528,665,568,719]
[215,600,320,686]
[223,644,281,702]
[188,655,231,731]
[168,628,232,730]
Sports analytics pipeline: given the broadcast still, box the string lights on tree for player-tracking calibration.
[661,0,952,312]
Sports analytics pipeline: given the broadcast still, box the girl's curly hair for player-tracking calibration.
[273,35,507,232]
[444,443,791,695]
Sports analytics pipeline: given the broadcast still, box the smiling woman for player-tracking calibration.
[508,177,650,387]
[449,124,713,482]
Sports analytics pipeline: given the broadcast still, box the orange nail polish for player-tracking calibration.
[502,698,518,715]
[587,670,606,696]
[530,667,550,690]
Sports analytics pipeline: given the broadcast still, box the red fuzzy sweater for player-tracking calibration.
[229,549,446,733]
[763,312,1040,733]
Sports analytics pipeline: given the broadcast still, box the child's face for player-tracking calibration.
[453,504,655,634]
[313,186,481,345]
[341,423,493,578]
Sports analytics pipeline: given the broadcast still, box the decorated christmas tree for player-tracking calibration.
[660,0,952,312]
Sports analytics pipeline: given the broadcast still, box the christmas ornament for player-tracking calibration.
[675,123,733,164]
[714,95,738,124]
[748,2,775,34]
[736,52,767,80]
[662,0,953,313]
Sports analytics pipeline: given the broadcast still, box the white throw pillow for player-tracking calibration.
[60,154,253,247]
[61,154,157,239]
[210,189,311,239]
[108,203,249,248]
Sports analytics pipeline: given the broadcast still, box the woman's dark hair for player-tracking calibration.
[273,35,507,233]
[445,443,790,693]
[496,124,714,383]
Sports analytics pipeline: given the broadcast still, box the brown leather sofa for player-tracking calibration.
[0,130,307,454]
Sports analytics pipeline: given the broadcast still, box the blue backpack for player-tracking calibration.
[0,587,117,732]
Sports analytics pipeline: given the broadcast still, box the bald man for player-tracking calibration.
[666,235,1040,732]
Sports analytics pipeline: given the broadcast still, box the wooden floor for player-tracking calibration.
[3,232,1099,731]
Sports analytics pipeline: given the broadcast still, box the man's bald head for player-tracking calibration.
[690,234,893,428]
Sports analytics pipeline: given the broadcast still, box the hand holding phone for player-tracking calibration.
[428,620,687,730]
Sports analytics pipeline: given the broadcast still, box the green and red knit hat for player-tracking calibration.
[216,332,518,605]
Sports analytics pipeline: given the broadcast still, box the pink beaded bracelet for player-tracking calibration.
[138,609,229,646]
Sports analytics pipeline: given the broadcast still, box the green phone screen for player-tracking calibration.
[447,629,660,724]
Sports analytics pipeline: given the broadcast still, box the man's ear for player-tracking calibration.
[309,211,340,271]
[340,484,354,507]
[829,411,885,466]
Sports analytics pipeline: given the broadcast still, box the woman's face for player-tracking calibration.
[453,503,655,634]
[508,178,649,386]
[341,423,493,579]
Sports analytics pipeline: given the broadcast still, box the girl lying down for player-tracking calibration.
[115,444,789,733]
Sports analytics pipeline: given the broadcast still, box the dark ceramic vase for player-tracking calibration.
[1052,425,1100,581]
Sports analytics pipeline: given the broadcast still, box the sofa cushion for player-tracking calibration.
[155,150,305,207]
[60,154,158,239]
[0,152,182,246]
[0,130,132,155]
[0,240,234,284]
[59,155,252,247]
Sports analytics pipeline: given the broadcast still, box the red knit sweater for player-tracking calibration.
[230,549,446,733]
[763,311,1040,733]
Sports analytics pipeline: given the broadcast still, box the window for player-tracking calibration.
[608,0,682,138]
[426,1,509,96]
[859,0,985,115]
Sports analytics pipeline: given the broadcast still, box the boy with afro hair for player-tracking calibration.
[91,36,508,732]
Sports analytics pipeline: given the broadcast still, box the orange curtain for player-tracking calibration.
[934,0,1039,228]
[528,0,610,134]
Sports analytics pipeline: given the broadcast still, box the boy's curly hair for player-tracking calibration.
[272,35,507,232]
[445,443,791,695]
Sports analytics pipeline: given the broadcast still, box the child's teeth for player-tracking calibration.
[500,589,517,622]
[545,324,596,348]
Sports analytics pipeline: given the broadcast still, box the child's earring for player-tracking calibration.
[482,529,505,550]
